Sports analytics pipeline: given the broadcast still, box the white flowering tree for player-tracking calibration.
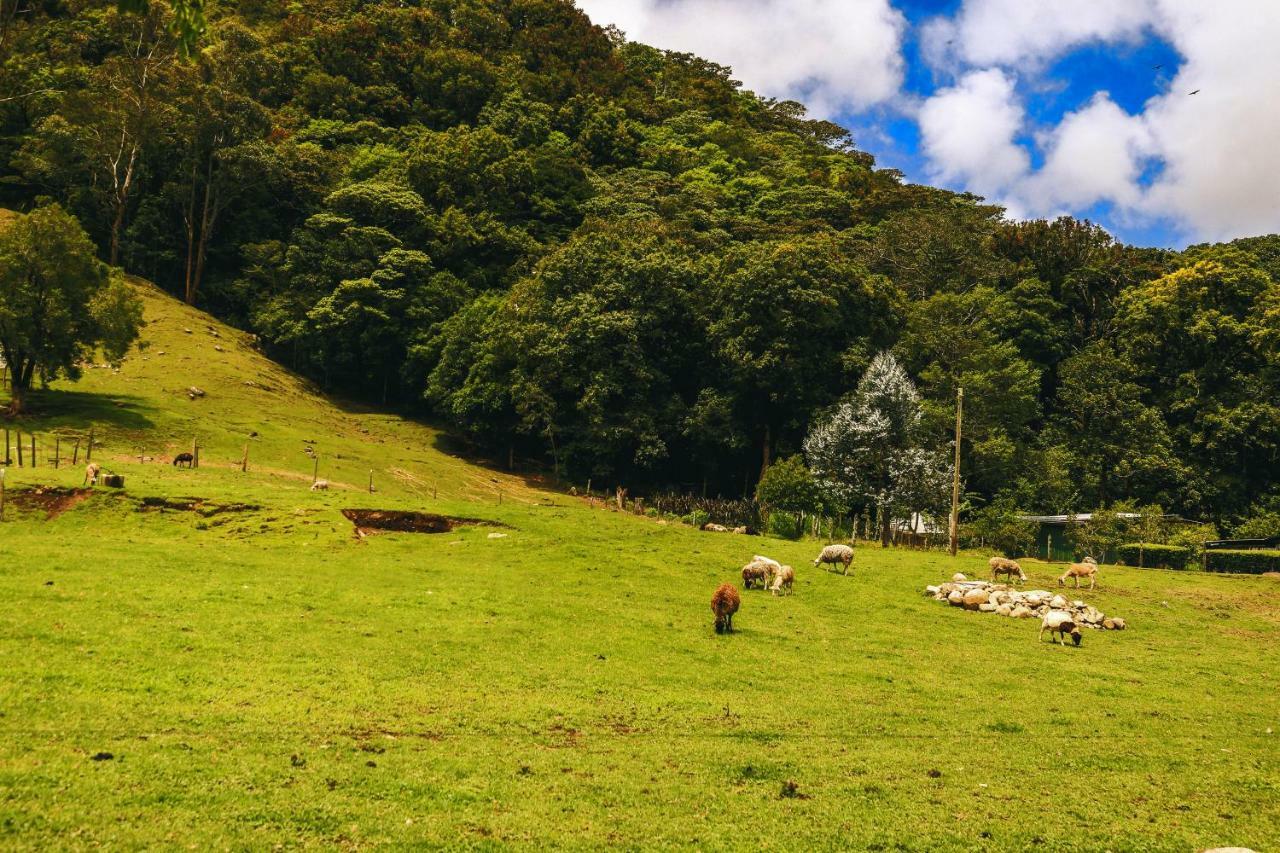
[804,351,952,545]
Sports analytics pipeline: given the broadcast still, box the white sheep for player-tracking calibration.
[1039,610,1082,646]
[310,479,329,491]
[813,543,854,575]
[83,463,101,486]
[771,565,795,596]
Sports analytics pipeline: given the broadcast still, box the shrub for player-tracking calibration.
[682,509,709,528]
[756,456,824,516]
[766,513,805,540]
[1203,549,1280,574]
[967,497,1036,557]
[1115,542,1191,570]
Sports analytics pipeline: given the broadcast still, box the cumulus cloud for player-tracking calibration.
[917,0,1280,242]
[574,0,907,117]
[917,70,1029,196]
[938,0,1158,69]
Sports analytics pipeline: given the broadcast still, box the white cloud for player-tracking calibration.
[1026,94,1152,211]
[943,0,1158,69]
[916,0,1280,243]
[574,0,907,117]
[917,69,1029,196]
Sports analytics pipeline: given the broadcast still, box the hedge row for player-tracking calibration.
[1115,543,1192,570]
[1203,549,1280,574]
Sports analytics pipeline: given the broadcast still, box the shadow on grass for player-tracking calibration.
[1,388,156,434]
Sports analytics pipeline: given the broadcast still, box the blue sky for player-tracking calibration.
[577,0,1280,248]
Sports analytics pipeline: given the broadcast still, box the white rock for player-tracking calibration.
[1050,594,1068,610]
[487,532,508,539]
[1011,605,1033,619]
[978,602,998,612]
[952,573,967,582]
[948,590,965,607]
[996,604,1013,616]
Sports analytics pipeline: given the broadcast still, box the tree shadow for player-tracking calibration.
[0,388,156,433]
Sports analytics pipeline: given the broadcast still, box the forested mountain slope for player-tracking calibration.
[1,0,1277,527]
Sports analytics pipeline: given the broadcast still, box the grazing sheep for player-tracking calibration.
[813,543,854,575]
[1039,609,1083,646]
[83,463,101,486]
[771,565,795,596]
[310,479,329,491]
[989,556,1027,583]
[741,561,770,590]
[711,583,741,634]
[702,522,729,533]
[172,452,194,468]
[1059,557,1098,590]
[731,526,748,535]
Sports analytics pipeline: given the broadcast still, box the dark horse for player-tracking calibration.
[173,452,194,468]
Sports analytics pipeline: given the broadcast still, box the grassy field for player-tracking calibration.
[1,282,1278,849]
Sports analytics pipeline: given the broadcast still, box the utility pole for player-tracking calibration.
[949,386,963,557]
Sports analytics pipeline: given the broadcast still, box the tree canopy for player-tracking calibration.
[0,203,142,413]
[2,0,1278,530]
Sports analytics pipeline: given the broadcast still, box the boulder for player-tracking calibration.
[925,585,941,597]
[962,589,989,609]
[952,573,968,582]
[1011,605,1033,619]
[1110,617,1126,630]
[1050,594,1068,610]
[996,604,1013,617]
[988,592,1003,606]
[948,590,966,607]
[978,602,998,613]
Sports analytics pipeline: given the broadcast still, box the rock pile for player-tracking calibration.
[924,579,1127,630]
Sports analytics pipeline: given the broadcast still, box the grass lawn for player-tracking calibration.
[1,283,1277,849]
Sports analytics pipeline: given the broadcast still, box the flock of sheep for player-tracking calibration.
[711,543,1109,649]
[711,544,854,633]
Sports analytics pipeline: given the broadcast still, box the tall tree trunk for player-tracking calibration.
[188,154,217,305]
[759,423,771,480]
[880,503,891,547]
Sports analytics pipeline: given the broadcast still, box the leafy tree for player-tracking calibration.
[0,204,142,413]
[804,352,950,545]
[1050,342,1181,508]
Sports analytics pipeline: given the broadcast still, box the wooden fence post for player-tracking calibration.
[16,431,23,467]
[54,436,60,469]
[312,456,319,485]
[3,429,8,466]
[368,470,374,493]
[0,467,5,521]
[72,439,80,465]
[29,434,35,468]
[86,428,94,463]
[241,444,249,472]
[191,438,199,469]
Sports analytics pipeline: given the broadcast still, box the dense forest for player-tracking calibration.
[1,0,1278,533]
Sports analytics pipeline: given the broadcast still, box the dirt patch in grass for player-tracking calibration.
[341,508,508,536]
[137,496,260,517]
[7,487,93,519]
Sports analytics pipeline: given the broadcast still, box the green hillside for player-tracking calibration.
[0,283,1277,848]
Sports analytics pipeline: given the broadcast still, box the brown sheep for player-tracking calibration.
[83,463,101,486]
[711,583,741,634]
[702,522,729,533]
[989,556,1027,583]
[1059,557,1098,590]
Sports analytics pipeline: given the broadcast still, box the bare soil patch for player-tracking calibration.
[8,487,93,519]
[341,508,508,536]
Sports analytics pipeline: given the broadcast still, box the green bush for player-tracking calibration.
[1203,549,1280,574]
[682,509,709,529]
[1115,542,1191,570]
[766,512,805,540]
